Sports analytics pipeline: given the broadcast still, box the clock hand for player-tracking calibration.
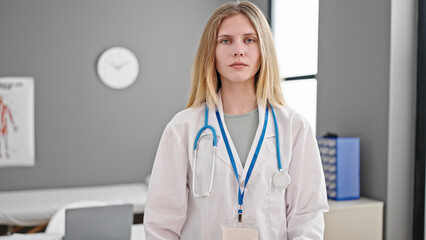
[106,59,120,69]
[117,60,131,70]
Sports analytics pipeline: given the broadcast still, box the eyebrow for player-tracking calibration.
[217,33,258,38]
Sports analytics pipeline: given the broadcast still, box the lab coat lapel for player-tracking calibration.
[210,92,244,179]
[209,92,277,184]
[240,100,276,183]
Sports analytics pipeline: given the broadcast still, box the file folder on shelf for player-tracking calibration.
[317,137,360,200]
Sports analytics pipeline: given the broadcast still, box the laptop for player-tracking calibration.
[64,204,133,240]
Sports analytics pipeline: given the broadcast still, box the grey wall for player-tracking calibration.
[317,0,416,239]
[0,0,268,191]
[317,0,391,202]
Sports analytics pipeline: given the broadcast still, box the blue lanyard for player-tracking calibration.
[215,107,269,222]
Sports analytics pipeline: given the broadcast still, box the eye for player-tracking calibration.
[220,39,231,44]
[245,38,256,43]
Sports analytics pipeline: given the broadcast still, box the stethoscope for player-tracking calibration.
[192,103,291,200]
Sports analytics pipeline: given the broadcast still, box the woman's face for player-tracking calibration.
[215,13,261,87]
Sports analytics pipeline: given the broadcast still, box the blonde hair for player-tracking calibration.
[186,1,285,109]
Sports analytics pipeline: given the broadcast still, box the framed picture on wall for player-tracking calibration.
[0,77,35,167]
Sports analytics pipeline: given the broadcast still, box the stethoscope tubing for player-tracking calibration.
[192,106,217,198]
[192,103,288,199]
[269,104,283,171]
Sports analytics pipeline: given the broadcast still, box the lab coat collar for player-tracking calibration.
[209,90,276,183]
[212,91,274,137]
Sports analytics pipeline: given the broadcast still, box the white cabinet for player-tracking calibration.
[324,197,384,240]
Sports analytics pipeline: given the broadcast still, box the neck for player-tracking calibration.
[221,81,257,115]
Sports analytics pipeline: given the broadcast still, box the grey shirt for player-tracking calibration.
[224,108,259,167]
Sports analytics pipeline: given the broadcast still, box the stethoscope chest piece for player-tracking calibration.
[273,171,291,189]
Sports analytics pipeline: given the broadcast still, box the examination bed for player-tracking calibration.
[0,183,148,234]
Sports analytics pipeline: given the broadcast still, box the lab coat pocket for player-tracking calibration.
[269,185,285,229]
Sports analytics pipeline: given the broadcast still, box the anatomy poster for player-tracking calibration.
[0,77,34,167]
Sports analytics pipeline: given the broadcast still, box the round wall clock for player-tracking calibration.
[96,46,139,89]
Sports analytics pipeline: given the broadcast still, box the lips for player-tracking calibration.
[230,62,248,69]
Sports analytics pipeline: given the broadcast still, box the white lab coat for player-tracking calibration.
[144,93,329,240]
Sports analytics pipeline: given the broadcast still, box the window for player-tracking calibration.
[271,0,319,133]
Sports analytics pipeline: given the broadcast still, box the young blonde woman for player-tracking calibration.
[144,2,328,239]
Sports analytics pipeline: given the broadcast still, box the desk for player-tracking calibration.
[0,224,145,240]
[324,197,384,240]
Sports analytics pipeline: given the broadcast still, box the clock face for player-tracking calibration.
[97,46,139,89]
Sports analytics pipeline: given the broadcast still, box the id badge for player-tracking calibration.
[221,219,258,240]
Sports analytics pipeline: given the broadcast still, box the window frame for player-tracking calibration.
[413,0,426,238]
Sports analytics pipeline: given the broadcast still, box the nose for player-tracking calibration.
[233,43,244,57]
